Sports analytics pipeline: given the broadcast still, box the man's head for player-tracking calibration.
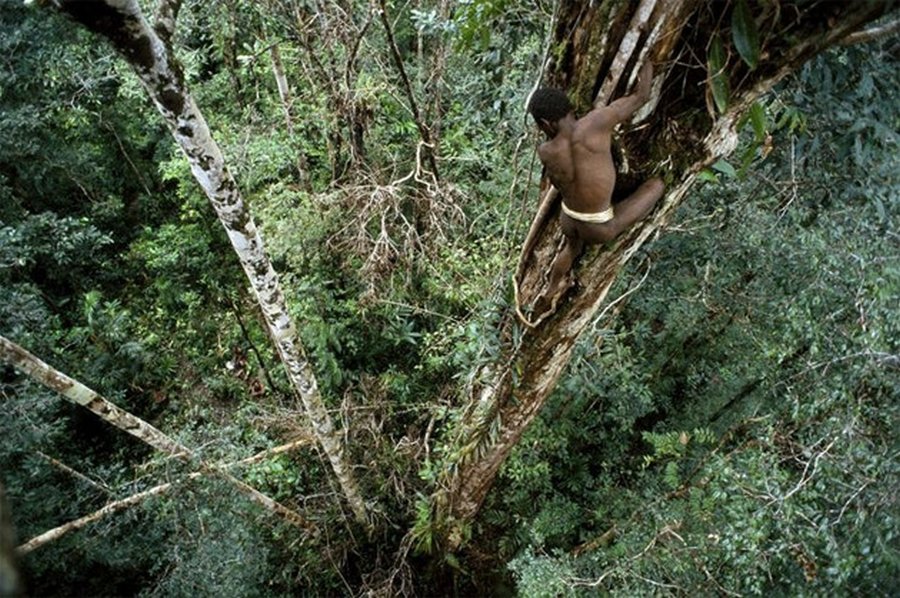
[528,88,573,134]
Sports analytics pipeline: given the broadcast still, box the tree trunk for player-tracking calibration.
[435,0,892,546]
[46,0,368,524]
[0,483,22,597]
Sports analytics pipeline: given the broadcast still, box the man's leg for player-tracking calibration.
[607,177,665,237]
[546,233,584,296]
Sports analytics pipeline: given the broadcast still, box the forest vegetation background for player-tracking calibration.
[0,0,897,595]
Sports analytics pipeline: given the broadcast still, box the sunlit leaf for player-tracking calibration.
[697,169,719,183]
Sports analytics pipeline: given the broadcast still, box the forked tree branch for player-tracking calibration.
[375,0,441,180]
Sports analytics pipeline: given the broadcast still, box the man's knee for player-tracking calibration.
[645,177,665,198]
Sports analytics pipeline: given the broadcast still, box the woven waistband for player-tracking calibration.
[561,203,614,224]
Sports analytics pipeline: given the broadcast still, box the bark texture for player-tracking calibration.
[50,0,367,523]
[437,0,893,545]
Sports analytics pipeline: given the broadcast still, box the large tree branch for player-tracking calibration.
[46,0,368,523]
[17,478,183,556]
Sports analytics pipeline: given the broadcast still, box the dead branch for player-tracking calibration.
[17,438,315,555]
[36,451,112,495]
[227,438,315,467]
[17,478,188,555]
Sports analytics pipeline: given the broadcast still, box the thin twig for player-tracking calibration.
[36,451,112,495]
[374,0,440,180]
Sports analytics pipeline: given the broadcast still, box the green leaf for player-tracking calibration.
[697,169,719,183]
[874,197,886,222]
[749,102,767,140]
[445,552,464,571]
[732,0,760,68]
[708,35,730,113]
[712,159,737,177]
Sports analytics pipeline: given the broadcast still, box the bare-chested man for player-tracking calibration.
[528,62,664,296]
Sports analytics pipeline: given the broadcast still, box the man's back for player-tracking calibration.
[539,115,617,214]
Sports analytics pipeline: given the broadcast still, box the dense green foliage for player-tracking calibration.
[0,0,896,595]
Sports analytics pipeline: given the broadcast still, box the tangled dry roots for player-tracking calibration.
[326,176,467,298]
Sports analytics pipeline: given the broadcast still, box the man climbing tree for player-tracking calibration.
[434,0,895,549]
[528,62,665,303]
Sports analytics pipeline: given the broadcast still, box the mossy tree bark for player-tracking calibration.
[45,0,368,524]
[435,0,893,547]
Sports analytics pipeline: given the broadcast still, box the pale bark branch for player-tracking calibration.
[840,18,900,46]
[36,451,113,495]
[226,438,314,467]
[17,478,184,556]
[17,439,315,555]
[0,335,186,456]
[270,44,294,135]
[0,335,314,533]
[269,43,312,188]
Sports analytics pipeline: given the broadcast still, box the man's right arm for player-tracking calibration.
[588,62,654,128]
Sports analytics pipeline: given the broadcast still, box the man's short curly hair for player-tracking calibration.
[528,88,573,123]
